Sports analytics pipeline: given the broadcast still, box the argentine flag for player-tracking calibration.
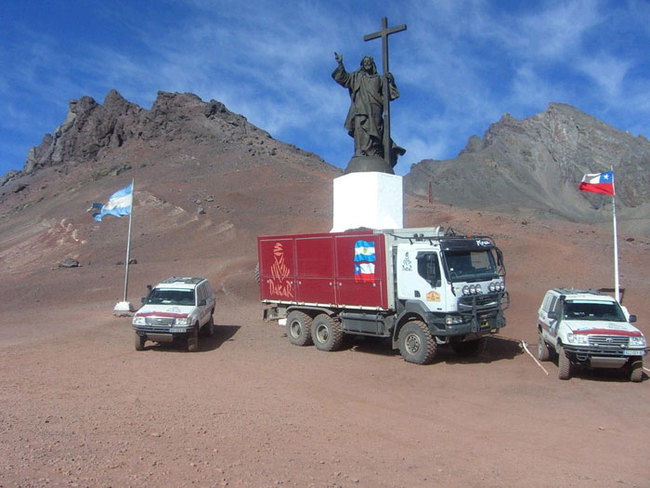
[354,240,376,262]
[354,240,376,283]
[91,183,133,222]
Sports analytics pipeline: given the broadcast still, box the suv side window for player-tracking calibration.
[197,284,205,305]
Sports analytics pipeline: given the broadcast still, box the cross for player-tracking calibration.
[364,17,407,168]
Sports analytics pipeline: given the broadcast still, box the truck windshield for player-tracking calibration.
[563,301,627,322]
[146,289,195,306]
[444,250,498,282]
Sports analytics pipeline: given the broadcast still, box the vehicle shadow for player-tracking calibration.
[435,336,522,365]
[343,335,523,364]
[553,361,647,383]
[141,324,240,353]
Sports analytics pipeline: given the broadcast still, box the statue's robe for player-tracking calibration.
[332,64,399,157]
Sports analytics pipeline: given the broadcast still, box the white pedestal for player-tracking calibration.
[331,172,403,232]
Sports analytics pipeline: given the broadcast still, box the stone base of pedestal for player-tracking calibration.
[331,172,403,232]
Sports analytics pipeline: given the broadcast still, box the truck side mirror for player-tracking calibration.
[548,310,558,320]
[629,314,637,323]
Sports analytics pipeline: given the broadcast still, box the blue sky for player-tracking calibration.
[2,0,649,177]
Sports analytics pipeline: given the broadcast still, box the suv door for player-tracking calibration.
[196,283,209,326]
[539,294,559,342]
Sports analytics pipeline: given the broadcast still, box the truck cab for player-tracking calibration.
[390,230,508,357]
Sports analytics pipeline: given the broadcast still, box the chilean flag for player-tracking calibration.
[579,171,615,196]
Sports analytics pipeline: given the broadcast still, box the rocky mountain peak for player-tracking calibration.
[405,102,650,226]
[19,90,269,176]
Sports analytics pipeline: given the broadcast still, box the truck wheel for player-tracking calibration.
[537,332,551,361]
[311,314,343,351]
[187,326,199,352]
[558,344,571,380]
[398,321,437,365]
[286,311,313,346]
[451,337,488,357]
[629,359,643,383]
[135,333,146,351]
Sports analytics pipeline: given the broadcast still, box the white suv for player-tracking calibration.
[132,277,215,352]
[537,288,646,381]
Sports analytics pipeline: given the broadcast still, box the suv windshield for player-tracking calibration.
[444,250,498,282]
[146,289,195,306]
[563,300,627,322]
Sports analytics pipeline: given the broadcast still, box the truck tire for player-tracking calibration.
[451,337,488,357]
[311,314,343,351]
[558,344,571,380]
[398,321,437,365]
[286,311,313,346]
[629,359,643,383]
[537,332,551,361]
[135,333,146,351]
[187,325,199,352]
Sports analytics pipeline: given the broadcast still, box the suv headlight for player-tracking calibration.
[629,336,646,348]
[174,317,191,326]
[133,316,146,326]
[567,333,589,345]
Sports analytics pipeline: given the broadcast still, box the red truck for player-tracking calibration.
[257,227,509,364]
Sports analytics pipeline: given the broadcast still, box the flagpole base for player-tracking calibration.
[113,301,134,317]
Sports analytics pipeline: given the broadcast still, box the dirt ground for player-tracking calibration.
[1,200,649,487]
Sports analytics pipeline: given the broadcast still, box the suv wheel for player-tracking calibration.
[135,333,146,351]
[537,332,551,361]
[187,325,199,352]
[629,359,643,383]
[202,316,215,337]
[558,344,572,380]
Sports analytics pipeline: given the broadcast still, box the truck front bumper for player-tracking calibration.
[427,310,506,338]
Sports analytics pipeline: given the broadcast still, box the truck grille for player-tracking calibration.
[458,293,499,310]
[588,335,628,348]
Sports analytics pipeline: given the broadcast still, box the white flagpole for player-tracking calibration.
[122,178,134,303]
[611,169,620,302]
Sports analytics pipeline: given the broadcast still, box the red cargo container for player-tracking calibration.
[258,230,389,310]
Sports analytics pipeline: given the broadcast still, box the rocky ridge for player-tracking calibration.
[2,92,649,235]
[404,103,650,228]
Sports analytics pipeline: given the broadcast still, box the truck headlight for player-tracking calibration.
[174,317,191,326]
[445,315,464,325]
[462,285,482,295]
[629,336,646,348]
[489,281,505,292]
[567,333,589,345]
[133,316,146,326]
